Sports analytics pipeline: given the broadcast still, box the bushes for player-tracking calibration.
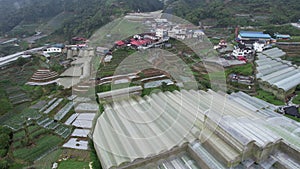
[0,126,12,164]
[89,141,102,169]
[0,160,9,169]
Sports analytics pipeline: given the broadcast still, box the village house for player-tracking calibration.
[96,47,109,55]
[274,34,291,40]
[156,28,168,38]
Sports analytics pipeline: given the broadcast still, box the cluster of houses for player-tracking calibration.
[219,29,292,64]
[112,16,205,51]
[114,33,165,50]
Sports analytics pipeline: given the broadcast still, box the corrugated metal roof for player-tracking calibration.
[239,31,271,39]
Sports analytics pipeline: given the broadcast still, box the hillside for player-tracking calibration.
[164,0,300,27]
[0,0,299,39]
[0,0,164,38]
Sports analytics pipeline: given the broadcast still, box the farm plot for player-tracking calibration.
[39,98,57,112]
[13,128,49,149]
[30,100,47,110]
[43,98,64,114]
[36,116,72,138]
[13,125,40,141]
[13,135,63,162]
[2,108,42,130]
[54,102,74,121]
[37,117,60,130]
[5,87,32,105]
[55,125,72,138]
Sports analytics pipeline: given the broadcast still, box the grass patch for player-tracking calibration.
[13,135,63,162]
[9,163,26,169]
[226,63,254,76]
[58,159,89,169]
[293,94,300,104]
[255,90,285,105]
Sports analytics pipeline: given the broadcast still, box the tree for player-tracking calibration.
[16,57,27,66]
[0,99,13,116]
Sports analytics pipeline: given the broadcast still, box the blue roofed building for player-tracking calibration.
[238,31,272,43]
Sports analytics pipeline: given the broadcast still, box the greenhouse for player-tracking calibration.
[93,90,300,169]
[255,51,300,100]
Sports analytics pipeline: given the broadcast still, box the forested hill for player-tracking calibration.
[164,0,300,27]
[0,0,299,39]
[0,0,164,38]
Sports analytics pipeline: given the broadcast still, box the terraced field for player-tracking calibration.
[13,135,63,162]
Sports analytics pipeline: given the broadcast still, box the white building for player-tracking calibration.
[155,28,168,38]
[193,30,205,38]
[43,47,62,54]
[104,55,113,63]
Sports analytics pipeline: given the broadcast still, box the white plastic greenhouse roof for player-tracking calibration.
[262,47,286,58]
[93,90,300,169]
[256,52,300,91]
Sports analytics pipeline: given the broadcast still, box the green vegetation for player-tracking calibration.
[0,107,40,130]
[293,95,300,105]
[89,141,102,169]
[58,159,89,169]
[165,0,300,27]
[0,0,163,38]
[255,90,285,105]
[0,126,12,169]
[263,25,300,37]
[13,135,63,162]
[97,47,136,78]
[292,86,300,104]
[226,63,254,76]
[0,44,22,57]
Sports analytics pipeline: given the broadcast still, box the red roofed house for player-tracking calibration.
[115,40,125,47]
